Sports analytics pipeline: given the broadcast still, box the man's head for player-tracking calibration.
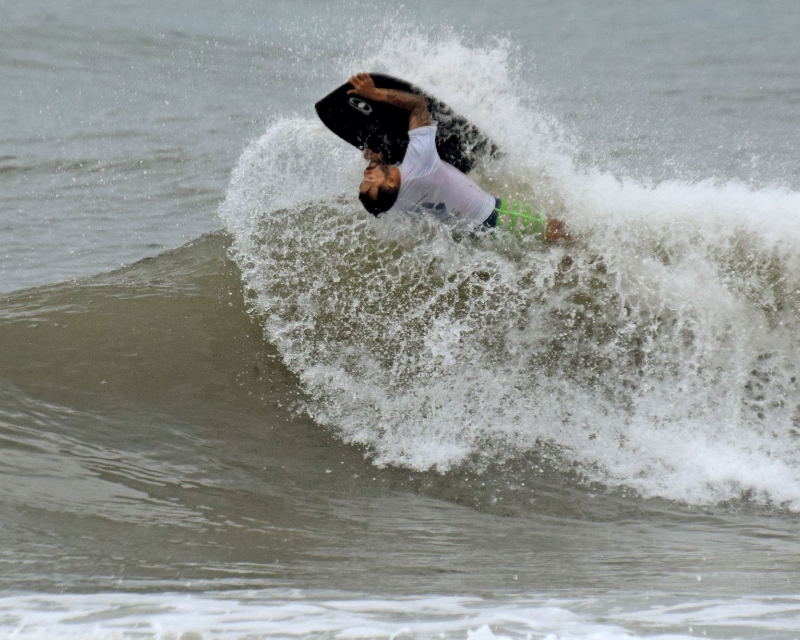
[358,160,400,215]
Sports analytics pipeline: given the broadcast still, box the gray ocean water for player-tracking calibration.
[3,1,800,638]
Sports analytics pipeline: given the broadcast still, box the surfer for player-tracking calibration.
[348,72,569,241]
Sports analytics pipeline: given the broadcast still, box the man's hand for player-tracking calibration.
[346,72,432,130]
[348,73,382,101]
[363,147,384,162]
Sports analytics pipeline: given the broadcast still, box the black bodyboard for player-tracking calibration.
[314,73,498,173]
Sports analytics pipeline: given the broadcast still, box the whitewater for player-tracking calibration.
[221,35,800,510]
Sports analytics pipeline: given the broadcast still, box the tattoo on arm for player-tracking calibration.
[376,89,432,129]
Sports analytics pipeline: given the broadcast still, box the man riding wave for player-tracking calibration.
[349,72,569,241]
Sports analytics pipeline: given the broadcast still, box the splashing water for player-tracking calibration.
[220,32,800,509]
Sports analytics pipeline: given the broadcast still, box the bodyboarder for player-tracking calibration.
[349,72,569,242]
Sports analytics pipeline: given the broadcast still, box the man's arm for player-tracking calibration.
[348,72,432,131]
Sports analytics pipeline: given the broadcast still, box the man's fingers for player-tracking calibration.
[348,72,366,86]
[347,72,373,95]
[346,75,361,94]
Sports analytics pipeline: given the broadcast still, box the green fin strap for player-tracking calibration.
[494,198,547,240]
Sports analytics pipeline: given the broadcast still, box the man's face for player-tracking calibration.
[359,160,389,200]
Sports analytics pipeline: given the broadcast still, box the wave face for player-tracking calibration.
[220,33,800,510]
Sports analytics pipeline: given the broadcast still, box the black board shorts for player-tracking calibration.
[482,198,502,229]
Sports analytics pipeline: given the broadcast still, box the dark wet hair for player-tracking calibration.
[359,183,399,216]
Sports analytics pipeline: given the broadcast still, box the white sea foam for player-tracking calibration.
[5,590,800,639]
[220,32,800,510]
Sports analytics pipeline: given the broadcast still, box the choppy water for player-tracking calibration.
[2,1,800,638]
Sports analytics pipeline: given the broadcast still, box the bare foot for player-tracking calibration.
[546,218,571,242]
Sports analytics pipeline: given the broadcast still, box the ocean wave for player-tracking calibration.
[220,32,800,510]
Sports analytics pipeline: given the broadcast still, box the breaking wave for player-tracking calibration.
[220,32,800,509]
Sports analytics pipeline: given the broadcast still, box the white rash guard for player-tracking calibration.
[389,125,495,229]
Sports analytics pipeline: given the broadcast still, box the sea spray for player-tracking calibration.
[221,32,800,509]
